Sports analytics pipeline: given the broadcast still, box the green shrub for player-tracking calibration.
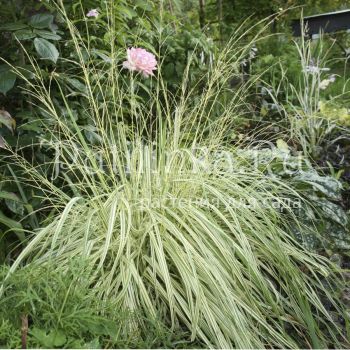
[0,262,199,348]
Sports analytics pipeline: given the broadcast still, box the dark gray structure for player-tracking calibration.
[292,9,350,37]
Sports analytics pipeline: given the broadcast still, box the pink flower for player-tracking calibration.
[86,9,99,18]
[122,48,157,77]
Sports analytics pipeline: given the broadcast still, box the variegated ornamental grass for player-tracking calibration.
[2,3,347,348]
[9,139,344,348]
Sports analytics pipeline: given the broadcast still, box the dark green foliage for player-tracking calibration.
[0,0,214,262]
[241,145,350,250]
[0,261,200,348]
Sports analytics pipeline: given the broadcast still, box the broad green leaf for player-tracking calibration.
[29,14,54,29]
[0,191,20,202]
[135,0,153,11]
[0,210,24,241]
[30,328,53,348]
[119,6,137,18]
[51,330,67,347]
[34,38,59,63]
[34,29,61,41]
[16,65,36,80]
[291,226,319,250]
[66,77,87,93]
[324,221,350,248]
[83,129,102,144]
[0,22,28,31]
[5,196,25,216]
[91,49,112,63]
[18,122,43,132]
[0,210,21,229]
[30,328,67,347]
[84,339,100,348]
[13,29,36,40]
[295,171,342,200]
[316,198,348,227]
[81,318,116,336]
[0,110,16,131]
[0,70,16,95]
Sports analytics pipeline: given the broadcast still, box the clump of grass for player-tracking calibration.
[1,2,349,348]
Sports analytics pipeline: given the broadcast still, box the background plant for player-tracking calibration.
[0,0,215,262]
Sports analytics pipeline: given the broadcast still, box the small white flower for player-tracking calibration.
[304,64,330,74]
[86,9,99,18]
[319,74,336,90]
[329,74,336,82]
[319,79,331,90]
